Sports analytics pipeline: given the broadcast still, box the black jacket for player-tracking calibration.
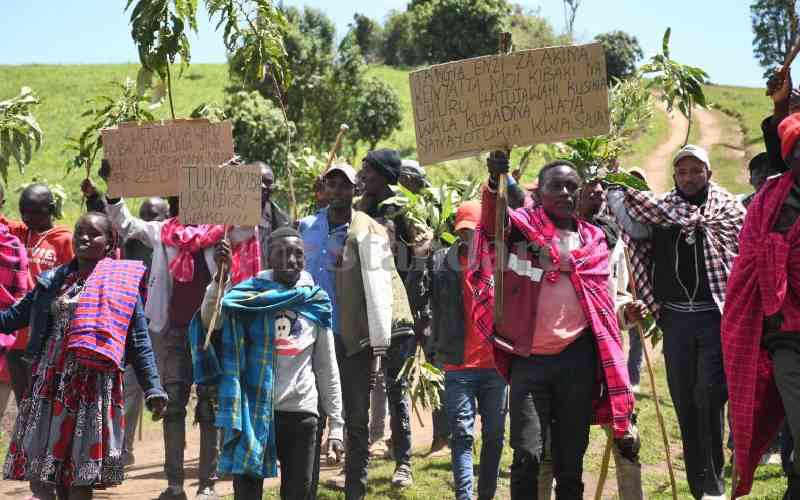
[428,245,467,366]
[762,115,789,174]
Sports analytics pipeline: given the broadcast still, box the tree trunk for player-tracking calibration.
[683,105,692,147]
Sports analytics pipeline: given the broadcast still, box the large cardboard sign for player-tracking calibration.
[409,43,609,165]
[178,163,262,226]
[102,119,234,197]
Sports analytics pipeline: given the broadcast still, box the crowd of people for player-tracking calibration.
[2,71,800,500]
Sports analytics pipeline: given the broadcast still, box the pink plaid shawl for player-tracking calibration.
[161,218,261,285]
[722,172,799,497]
[67,258,146,371]
[468,204,634,438]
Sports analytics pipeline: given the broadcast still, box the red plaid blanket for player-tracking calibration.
[623,183,744,313]
[67,258,146,371]
[468,201,634,438]
[722,172,799,497]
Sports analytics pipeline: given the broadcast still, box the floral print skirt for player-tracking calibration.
[3,295,125,488]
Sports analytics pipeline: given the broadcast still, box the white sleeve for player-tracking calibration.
[357,230,393,351]
[106,199,162,248]
[611,242,634,330]
[200,277,230,331]
[313,326,344,441]
[607,190,652,241]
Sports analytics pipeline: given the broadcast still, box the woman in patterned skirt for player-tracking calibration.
[0,212,166,500]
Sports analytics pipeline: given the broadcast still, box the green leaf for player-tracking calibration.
[604,172,651,191]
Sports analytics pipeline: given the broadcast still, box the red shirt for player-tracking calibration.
[1,217,74,349]
[444,255,495,372]
[169,252,212,328]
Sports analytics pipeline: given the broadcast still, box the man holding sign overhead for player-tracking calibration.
[468,155,633,499]
[409,40,634,500]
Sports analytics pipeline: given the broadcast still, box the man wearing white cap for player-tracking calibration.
[298,164,415,499]
[610,145,745,500]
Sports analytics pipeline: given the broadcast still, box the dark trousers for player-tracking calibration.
[659,309,726,499]
[508,333,597,500]
[336,335,415,500]
[627,328,643,387]
[765,334,800,499]
[6,349,30,405]
[233,411,319,500]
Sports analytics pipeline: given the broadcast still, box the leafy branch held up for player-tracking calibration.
[0,87,43,186]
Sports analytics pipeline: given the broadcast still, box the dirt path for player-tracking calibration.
[642,105,688,193]
[0,406,435,499]
[695,107,722,153]
[643,105,746,194]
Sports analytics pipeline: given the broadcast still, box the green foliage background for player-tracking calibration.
[0,63,770,226]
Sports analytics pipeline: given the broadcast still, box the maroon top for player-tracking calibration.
[169,252,211,328]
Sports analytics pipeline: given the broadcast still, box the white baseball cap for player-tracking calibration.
[323,163,358,185]
[673,144,711,169]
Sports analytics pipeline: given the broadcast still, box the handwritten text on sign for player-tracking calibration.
[409,43,609,165]
[179,164,262,226]
[102,119,234,197]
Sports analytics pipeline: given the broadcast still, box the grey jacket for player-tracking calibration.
[200,270,344,441]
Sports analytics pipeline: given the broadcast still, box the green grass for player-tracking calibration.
[705,84,771,158]
[222,348,786,499]
[620,104,670,171]
[0,64,231,224]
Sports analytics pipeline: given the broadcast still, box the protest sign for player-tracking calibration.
[102,119,234,197]
[409,43,609,165]
[178,163,262,226]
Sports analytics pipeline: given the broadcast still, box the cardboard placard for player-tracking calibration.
[102,119,235,197]
[409,43,609,165]
[178,163,262,226]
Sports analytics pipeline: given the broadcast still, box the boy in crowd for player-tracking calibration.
[1,183,73,407]
[195,228,343,500]
[428,200,507,500]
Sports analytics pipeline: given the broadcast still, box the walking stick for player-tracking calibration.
[203,226,230,351]
[325,124,350,171]
[493,31,513,326]
[594,432,614,500]
[138,398,144,441]
[767,35,800,96]
[731,452,739,498]
[623,248,679,500]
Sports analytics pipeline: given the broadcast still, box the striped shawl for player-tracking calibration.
[67,258,146,371]
[468,205,634,438]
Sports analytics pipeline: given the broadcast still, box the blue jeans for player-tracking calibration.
[627,328,643,386]
[445,369,508,500]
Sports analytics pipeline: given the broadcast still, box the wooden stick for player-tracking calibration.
[731,452,739,499]
[782,36,800,76]
[203,226,230,351]
[766,36,800,95]
[138,398,144,441]
[493,31,513,327]
[325,124,350,171]
[624,248,678,500]
[594,431,614,500]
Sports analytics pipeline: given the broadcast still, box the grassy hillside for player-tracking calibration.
[706,84,771,158]
[0,64,231,223]
[0,64,772,226]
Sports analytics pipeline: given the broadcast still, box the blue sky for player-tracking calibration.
[1,1,767,88]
